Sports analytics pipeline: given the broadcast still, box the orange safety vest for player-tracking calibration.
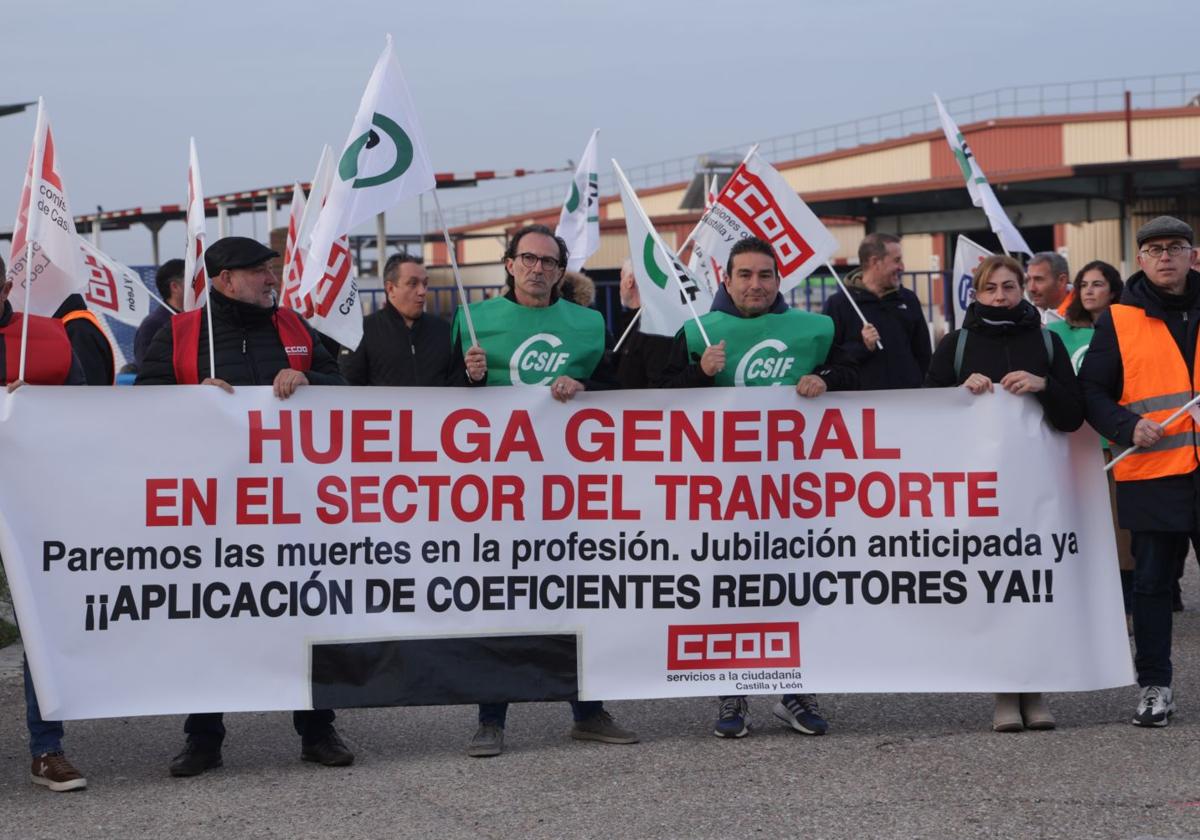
[1110,303,1200,481]
[61,309,116,384]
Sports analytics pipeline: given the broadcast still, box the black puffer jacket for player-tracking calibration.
[54,294,114,385]
[1080,269,1200,532]
[821,271,930,390]
[339,306,455,386]
[926,299,1084,432]
[135,290,343,386]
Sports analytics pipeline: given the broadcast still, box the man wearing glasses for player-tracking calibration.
[1080,215,1200,728]
[450,224,634,756]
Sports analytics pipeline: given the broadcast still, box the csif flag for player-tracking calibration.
[614,160,712,337]
[688,150,837,296]
[7,98,85,316]
[299,34,435,300]
[182,138,209,311]
[555,129,600,272]
[934,94,1032,256]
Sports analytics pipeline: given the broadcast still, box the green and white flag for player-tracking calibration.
[556,129,600,272]
[934,94,1032,256]
[614,160,711,337]
[683,309,834,387]
[300,35,436,298]
[452,296,606,387]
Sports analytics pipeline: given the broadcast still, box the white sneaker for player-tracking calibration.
[1132,685,1175,727]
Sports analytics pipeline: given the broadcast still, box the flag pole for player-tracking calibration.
[1105,394,1200,472]
[429,189,478,347]
[17,99,49,384]
[612,308,642,354]
[825,261,883,350]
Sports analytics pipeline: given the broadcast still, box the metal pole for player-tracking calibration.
[217,203,229,238]
[266,193,277,238]
[91,219,101,247]
[376,212,387,280]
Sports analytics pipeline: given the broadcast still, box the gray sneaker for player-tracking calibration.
[1132,685,1175,727]
[467,723,504,757]
[570,709,639,744]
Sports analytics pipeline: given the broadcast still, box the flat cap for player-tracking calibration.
[1136,215,1194,246]
[204,236,279,277]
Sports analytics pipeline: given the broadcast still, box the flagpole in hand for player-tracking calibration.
[1105,394,1200,472]
[16,98,47,384]
[430,189,478,348]
[825,261,882,351]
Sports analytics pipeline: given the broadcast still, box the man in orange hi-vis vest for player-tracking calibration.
[1080,215,1200,729]
[135,237,350,776]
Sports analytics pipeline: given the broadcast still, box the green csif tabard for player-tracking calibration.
[682,309,835,386]
[452,296,606,386]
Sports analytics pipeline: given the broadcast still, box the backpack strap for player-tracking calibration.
[954,329,968,381]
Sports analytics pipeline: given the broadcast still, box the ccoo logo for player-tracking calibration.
[667,622,800,670]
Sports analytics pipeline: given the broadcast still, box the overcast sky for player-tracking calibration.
[3,0,1195,265]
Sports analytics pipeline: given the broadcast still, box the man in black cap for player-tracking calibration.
[133,258,184,371]
[1080,214,1200,728]
[136,236,352,774]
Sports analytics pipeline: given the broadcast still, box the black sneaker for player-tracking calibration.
[467,723,505,757]
[301,728,354,766]
[774,694,829,736]
[169,737,223,777]
[713,696,750,738]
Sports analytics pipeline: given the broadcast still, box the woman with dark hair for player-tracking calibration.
[1047,260,1134,630]
[1048,260,1125,369]
[927,254,1085,733]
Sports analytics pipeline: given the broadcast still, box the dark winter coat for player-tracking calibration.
[926,299,1084,433]
[339,306,455,386]
[134,289,343,386]
[821,271,930,389]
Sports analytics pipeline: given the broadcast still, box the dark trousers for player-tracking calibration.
[477,701,603,728]
[1131,531,1192,687]
[184,709,335,744]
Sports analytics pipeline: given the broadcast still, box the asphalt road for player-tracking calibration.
[2,580,1200,840]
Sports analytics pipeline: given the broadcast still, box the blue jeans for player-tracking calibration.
[478,700,604,728]
[24,655,64,757]
[1131,531,1190,687]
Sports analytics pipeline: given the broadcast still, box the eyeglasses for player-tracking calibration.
[515,252,563,272]
[1140,243,1193,259]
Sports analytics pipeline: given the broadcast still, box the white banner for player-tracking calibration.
[0,387,1131,720]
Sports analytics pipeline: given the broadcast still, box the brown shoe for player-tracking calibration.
[31,752,87,792]
[1021,692,1056,730]
[992,693,1023,732]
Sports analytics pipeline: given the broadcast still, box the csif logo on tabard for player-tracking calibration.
[666,622,800,670]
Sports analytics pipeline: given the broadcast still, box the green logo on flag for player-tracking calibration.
[642,233,669,290]
[565,182,581,213]
[339,112,414,189]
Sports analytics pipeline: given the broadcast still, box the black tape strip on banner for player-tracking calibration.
[310,634,580,708]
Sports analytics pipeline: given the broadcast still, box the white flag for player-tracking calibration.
[934,94,1032,257]
[688,150,837,296]
[556,129,600,272]
[284,181,363,351]
[6,99,85,316]
[182,138,209,311]
[686,173,720,280]
[614,160,711,337]
[299,35,435,299]
[78,239,153,328]
[950,235,993,329]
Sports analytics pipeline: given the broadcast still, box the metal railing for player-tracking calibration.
[362,271,951,330]
[428,71,1200,231]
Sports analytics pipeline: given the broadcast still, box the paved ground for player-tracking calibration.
[2,578,1200,840]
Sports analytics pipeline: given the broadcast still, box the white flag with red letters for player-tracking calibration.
[182,138,209,311]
